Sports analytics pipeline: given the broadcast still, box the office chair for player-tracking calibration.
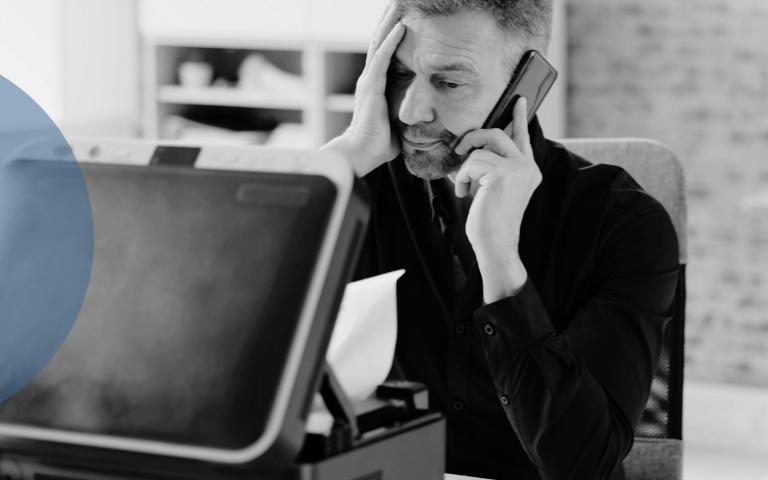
[560,139,687,480]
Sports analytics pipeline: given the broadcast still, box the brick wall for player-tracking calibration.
[566,1,768,386]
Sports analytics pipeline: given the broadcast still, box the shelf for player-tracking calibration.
[145,39,370,145]
[147,35,308,51]
[157,85,309,110]
[326,94,355,113]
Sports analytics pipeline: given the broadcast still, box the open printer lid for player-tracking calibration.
[0,139,369,469]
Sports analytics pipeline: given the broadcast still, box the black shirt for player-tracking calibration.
[354,119,680,480]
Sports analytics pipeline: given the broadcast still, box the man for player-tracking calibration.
[323,1,679,479]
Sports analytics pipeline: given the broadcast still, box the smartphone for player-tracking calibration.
[482,50,558,130]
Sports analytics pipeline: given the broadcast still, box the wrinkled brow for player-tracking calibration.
[392,57,477,75]
[433,62,477,74]
[391,57,411,70]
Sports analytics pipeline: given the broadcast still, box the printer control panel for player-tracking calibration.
[67,139,312,173]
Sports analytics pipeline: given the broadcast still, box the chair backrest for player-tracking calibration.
[560,138,687,480]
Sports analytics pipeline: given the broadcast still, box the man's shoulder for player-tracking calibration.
[545,139,668,219]
[544,139,680,271]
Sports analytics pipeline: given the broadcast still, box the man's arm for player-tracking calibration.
[474,204,680,480]
[450,70,680,479]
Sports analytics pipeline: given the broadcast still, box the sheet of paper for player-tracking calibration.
[325,269,405,401]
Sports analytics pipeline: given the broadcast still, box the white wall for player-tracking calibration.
[0,0,64,126]
[140,0,308,40]
[0,0,139,137]
[538,0,566,138]
[138,0,389,41]
[61,0,139,136]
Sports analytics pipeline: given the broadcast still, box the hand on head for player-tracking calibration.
[322,3,405,177]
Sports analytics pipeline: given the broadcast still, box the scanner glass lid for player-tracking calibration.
[0,161,336,451]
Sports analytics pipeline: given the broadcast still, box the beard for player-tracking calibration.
[395,125,467,180]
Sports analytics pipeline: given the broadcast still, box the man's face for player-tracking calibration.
[387,10,515,179]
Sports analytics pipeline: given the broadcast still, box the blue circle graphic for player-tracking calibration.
[0,76,93,404]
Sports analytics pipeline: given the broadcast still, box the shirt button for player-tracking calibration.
[454,323,466,335]
[500,395,510,405]
[483,323,496,336]
[452,400,464,411]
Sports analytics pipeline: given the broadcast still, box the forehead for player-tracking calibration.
[395,11,509,72]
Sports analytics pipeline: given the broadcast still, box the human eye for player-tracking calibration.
[433,77,465,90]
[438,80,463,89]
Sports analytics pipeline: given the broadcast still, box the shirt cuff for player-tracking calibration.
[473,278,556,351]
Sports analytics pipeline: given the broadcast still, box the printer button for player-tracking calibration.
[500,394,510,406]
[452,400,465,411]
[454,323,466,335]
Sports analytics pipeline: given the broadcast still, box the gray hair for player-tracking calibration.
[395,0,553,55]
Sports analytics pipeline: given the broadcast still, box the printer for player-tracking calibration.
[0,140,445,479]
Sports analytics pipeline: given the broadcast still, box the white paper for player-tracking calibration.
[325,270,405,401]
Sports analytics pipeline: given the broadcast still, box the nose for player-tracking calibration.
[397,79,436,126]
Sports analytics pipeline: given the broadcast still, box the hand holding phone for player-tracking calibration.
[482,50,558,130]
[452,51,556,303]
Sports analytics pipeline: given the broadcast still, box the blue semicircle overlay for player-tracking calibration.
[0,75,93,404]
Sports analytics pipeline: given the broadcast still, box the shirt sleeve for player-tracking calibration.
[472,208,680,480]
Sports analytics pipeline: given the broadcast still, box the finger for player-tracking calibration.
[366,2,400,68]
[454,128,521,158]
[511,96,532,157]
[453,151,500,198]
[370,3,398,53]
[365,22,405,93]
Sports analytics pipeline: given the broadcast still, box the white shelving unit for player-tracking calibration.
[142,35,365,147]
[138,0,384,147]
[325,94,356,113]
[156,85,311,110]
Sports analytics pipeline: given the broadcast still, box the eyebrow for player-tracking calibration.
[434,63,477,74]
[392,57,477,75]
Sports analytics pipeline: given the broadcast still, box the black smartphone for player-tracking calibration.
[482,50,558,130]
